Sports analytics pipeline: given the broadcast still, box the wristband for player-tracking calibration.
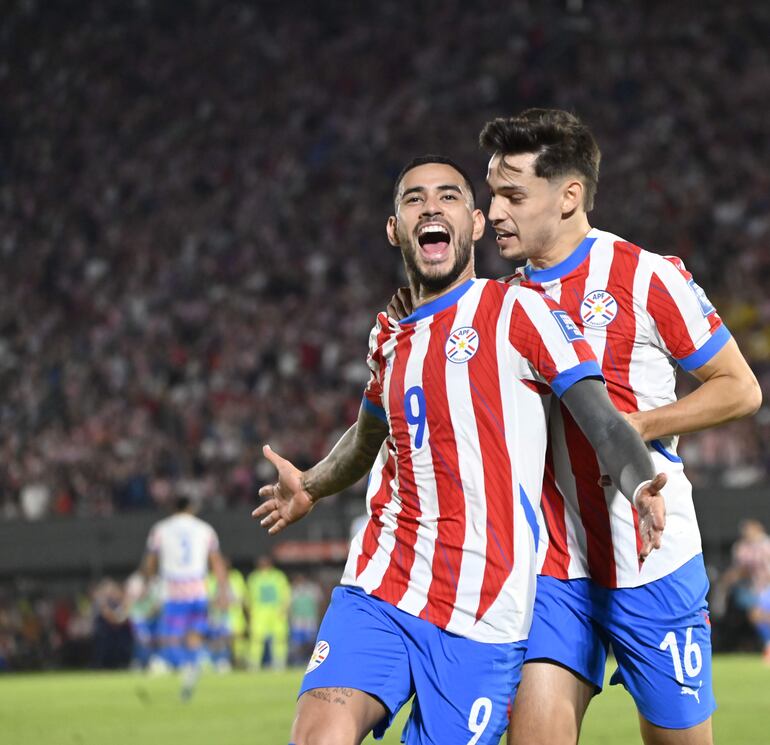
[632,479,653,503]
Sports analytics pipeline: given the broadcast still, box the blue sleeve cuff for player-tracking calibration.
[362,396,387,423]
[550,360,605,398]
[676,325,731,371]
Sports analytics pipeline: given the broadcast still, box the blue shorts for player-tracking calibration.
[130,617,158,645]
[524,554,715,729]
[158,599,209,639]
[300,586,525,744]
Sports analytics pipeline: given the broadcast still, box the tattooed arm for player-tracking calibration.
[252,405,388,535]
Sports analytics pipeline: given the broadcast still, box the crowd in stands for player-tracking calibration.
[2,0,769,521]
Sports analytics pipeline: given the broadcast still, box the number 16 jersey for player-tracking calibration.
[341,278,602,643]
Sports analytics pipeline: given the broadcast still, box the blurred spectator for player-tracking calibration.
[713,520,770,657]
[91,578,132,668]
[246,556,290,670]
[288,573,323,667]
[123,570,162,669]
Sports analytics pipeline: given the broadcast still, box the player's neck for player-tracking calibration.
[528,217,592,270]
[411,263,475,309]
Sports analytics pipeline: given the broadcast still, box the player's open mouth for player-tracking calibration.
[495,229,517,241]
[417,222,451,260]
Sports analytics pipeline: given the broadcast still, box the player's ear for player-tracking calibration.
[471,209,485,241]
[561,178,584,216]
[386,215,400,247]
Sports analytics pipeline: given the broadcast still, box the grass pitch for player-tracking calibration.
[1,655,768,744]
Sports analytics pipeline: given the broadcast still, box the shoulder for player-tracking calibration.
[193,515,216,533]
[592,228,689,288]
[150,517,169,533]
[508,283,557,309]
[590,227,647,262]
[594,227,688,276]
[368,311,393,346]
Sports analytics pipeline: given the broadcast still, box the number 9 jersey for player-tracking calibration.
[342,278,602,644]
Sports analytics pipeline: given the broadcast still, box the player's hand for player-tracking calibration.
[252,445,315,535]
[386,287,413,321]
[634,472,667,563]
[621,411,649,441]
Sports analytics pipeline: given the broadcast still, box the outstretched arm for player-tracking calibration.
[253,405,388,535]
[625,338,762,440]
[561,378,667,561]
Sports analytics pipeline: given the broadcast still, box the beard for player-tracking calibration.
[400,229,474,293]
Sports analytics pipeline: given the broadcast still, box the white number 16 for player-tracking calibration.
[659,627,702,684]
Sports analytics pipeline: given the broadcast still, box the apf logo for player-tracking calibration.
[445,327,479,363]
[306,640,330,672]
[581,290,618,328]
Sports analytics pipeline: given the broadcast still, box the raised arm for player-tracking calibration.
[561,378,667,561]
[624,338,762,441]
[253,404,388,535]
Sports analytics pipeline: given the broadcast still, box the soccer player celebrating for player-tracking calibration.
[475,110,761,745]
[143,495,228,699]
[255,156,666,745]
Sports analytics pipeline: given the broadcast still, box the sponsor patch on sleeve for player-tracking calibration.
[551,310,584,343]
[687,279,715,316]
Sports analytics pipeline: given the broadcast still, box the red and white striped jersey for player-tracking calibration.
[147,513,219,602]
[341,278,602,643]
[511,228,731,588]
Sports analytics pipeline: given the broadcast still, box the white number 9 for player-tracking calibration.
[467,696,493,745]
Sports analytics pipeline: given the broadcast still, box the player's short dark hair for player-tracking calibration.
[175,495,192,512]
[393,154,476,207]
[479,109,601,211]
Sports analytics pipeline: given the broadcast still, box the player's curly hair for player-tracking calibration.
[479,109,601,211]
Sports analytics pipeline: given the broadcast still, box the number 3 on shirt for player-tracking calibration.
[404,386,427,448]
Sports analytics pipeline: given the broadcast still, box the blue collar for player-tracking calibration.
[524,234,596,283]
[400,278,475,324]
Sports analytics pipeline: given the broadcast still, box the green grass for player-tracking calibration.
[0,655,768,744]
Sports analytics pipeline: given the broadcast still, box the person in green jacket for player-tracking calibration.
[246,555,290,669]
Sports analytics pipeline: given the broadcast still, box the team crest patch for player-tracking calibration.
[306,640,330,672]
[580,290,618,328]
[551,310,583,342]
[687,279,715,316]
[445,326,479,363]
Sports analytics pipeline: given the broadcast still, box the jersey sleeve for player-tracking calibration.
[361,313,388,423]
[646,255,731,371]
[509,288,603,398]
